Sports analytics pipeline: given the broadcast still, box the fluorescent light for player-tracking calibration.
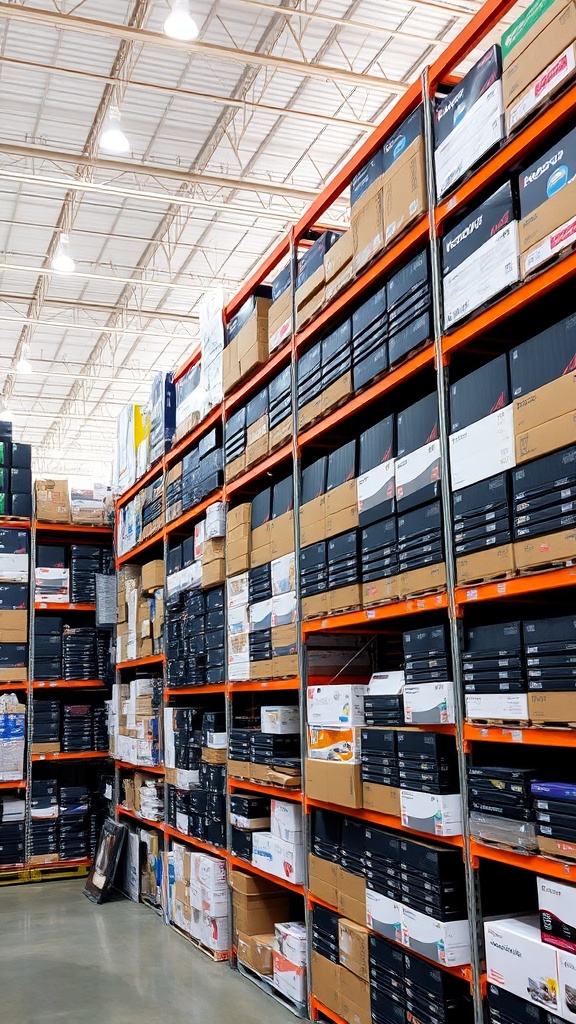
[99,105,131,155]
[1,408,14,422]
[164,0,199,40]
[16,353,33,375]
[51,234,75,274]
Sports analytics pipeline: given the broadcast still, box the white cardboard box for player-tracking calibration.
[369,671,405,696]
[306,683,369,727]
[444,220,520,330]
[261,706,299,735]
[366,888,403,944]
[395,441,441,508]
[400,790,463,837]
[449,405,516,490]
[252,832,304,885]
[558,950,576,1022]
[271,799,303,838]
[272,591,297,627]
[227,573,249,609]
[403,681,455,725]
[357,460,395,521]
[465,692,529,722]
[538,876,576,955]
[273,950,307,1003]
[271,553,295,596]
[402,905,471,966]
[435,80,504,198]
[485,916,560,1011]
[275,921,307,966]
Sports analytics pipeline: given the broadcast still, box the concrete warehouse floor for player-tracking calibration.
[0,879,297,1024]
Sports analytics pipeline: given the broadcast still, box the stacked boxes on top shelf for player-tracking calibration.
[224,364,292,486]
[0,425,32,519]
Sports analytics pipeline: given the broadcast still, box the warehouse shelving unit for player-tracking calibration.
[109,0,576,1013]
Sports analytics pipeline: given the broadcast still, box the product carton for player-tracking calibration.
[275,921,307,966]
[383,136,427,247]
[325,231,354,302]
[558,950,576,1021]
[261,706,299,735]
[34,479,71,524]
[399,562,447,598]
[300,495,327,546]
[515,530,576,571]
[352,178,384,275]
[362,782,401,817]
[272,950,307,1003]
[307,725,362,762]
[366,888,403,943]
[141,559,164,594]
[339,919,370,981]
[449,407,516,490]
[503,0,576,132]
[402,905,471,967]
[362,575,401,607]
[403,681,456,725]
[456,544,517,586]
[338,866,367,925]
[308,853,339,907]
[251,832,305,885]
[538,875,576,953]
[485,915,560,1010]
[270,799,303,843]
[529,691,576,724]
[400,790,463,837]
[307,683,368,727]
[466,692,529,721]
[295,266,325,331]
[311,951,342,1016]
[237,931,277,976]
[268,288,292,354]
[515,409,576,464]
[305,759,362,810]
[339,966,371,1024]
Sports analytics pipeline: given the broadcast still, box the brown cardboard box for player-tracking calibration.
[337,867,367,926]
[514,373,576,434]
[247,413,268,448]
[383,136,427,248]
[352,181,384,275]
[228,519,251,543]
[297,285,326,332]
[520,179,576,276]
[339,920,370,981]
[237,298,272,379]
[246,413,269,464]
[233,896,291,936]
[34,479,71,524]
[201,559,225,588]
[506,28,576,132]
[31,742,61,754]
[225,453,246,483]
[529,691,576,724]
[503,0,576,105]
[308,853,338,908]
[270,511,294,559]
[326,506,360,538]
[324,230,353,283]
[362,576,401,607]
[273,654,299,677]
[321,373,353,416]
[251,523,270,559]
[269,416,293,453]
[326,259,355,303]
[203,538,225,562]
[325,480,358,519]
[516,410,576,464]
[296,264,324,313]
[237,932,277,976]
[329,584,362,614]
[362,782,401,818]
[311,951,342,1016]
[306,758,362,809]
[268,288,292,354]
[456,544,517,586]
[0,609,27,640]
[271,623,297,654]
[223,338,241,395]
[538,835,576,861]
[300,495,327,546]
[226,551,251,576]
[231,869,281,896]
[250,659,273,681]
[228,503,252,531]
[301,592,330,620]
[141,559,164,594]
[0,667,27,682]
[297,394,323,432]
[400,562,447,598]
[340,969,372,1024]
[502,0,570,70]
[228,759,251,781]
[515,529,576,570]
[201,747,226,764]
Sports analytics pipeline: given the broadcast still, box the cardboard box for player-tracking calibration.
[307,683,368,727]
[325,506,360,538]
[339,967,371,1024]
[326,259,355,304]
[237,932,277,976]
[311,951,342,1016]
[485,916,560,1010]
[261,706,299,735]
[250,522,271,567]
[301,592,329,620]
[338,866,367,926]
[352,180,384,274]
[269,416,292,454]
[514,373,576,435]
[273,653,298,678]
[296,287,325,333]
[251,832,304,885]
[324,230,353,284]
[515,530,576,571]
[402,905,471,967]
[233,896,291,937]
[0,667,27,683]
[30,741,61,754]
[362,782,401,818]
[308,853,338,908]
[539,835,576,861]
[230,868,280,896]
[300,495,327,546]
[225,453,246,483]
[339,919,370,981]
[0,609,27,641]
[538,875,576,953]
[456,544,517,586]
[558,950,576,1022]
[366,888,403,943]
[400,790,463,837]
[34,479,71,524]
[307,726,362,762]
[297,395,323,433]
[529,691,576,724]
[321,373,353,416]
[521,179,576,276]
[325,480,358,519]
[362,576,401,607]
[449,406,516,491]
[403,681,456,726]
[223,338,241,395]
[399,562,446,598]
[141,559,164,594]
[273,950,307,1004]
[306,759,362,809]
[383,136,427,247]
[238,298,272,379]
[328,584,362,615]
[466,691,529,722]
[504,0,576,130]
[268,289,292,354]
[270,511,294,559]
[516,409,576,464]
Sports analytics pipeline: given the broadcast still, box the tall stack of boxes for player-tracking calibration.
[0,528,28,685]
[0,429,32,519]
[223,288,272,395]
[170,843,230,957]
[110,677,160,767]
[116,561,164,664]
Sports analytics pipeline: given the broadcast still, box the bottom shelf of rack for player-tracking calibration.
[236,958,306,1018]
[310,997,347,1024]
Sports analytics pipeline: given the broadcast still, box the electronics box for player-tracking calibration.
[485,916,560,1011]
[400,790,463,837]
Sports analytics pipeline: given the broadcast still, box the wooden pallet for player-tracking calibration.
[171,923,230,961]
[237,958,306,1018]
[470,836,539,857]
[466,717,531,728]
[517,558,576,577]
[457,566,518,587]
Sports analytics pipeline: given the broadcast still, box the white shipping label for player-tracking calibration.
[443,224,520,329]
[435,82,504,198]
[509,46,576,131]
[449,405,515,490]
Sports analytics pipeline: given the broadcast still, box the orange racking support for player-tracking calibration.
[428,0,519,91]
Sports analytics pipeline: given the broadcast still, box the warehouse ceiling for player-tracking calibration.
[0,0,518,482]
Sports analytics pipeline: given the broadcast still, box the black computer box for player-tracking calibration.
[510,312,576,400]
[389,310,432,367]
[449,354,510,434]
[398,837,464,884]
[513,446,576,503]
[453,472,511,524]
[465,620,522,656]
[321,321,352,388]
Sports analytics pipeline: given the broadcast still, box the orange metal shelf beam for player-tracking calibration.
[165,490,224,536]
[228,778,302,802]
[224,343,292,413]
[228,677,300,692]
[296,217,429,353]
[0,780,26,790]
[302,592,448,634]
[115,760,165,775]
[31,751,109,762]
[464,723,576,749]
[429,0,518,91]
[229,854,304,895]
[470,838,576,880]
[310,997,347,1024]
[115,530,163,567]
[456,566,576,607]
[298,344,434,447]
[165,404,222,467]
[164,824,229,860]
[35,602,96,612]
[305,797,464,848]
[443,248,576,357]
[115,461,163,510]
[33,680,105,689]
[0,518,31,530]
[173,344,201,384]
[117,805,163,832]
[0,682,27,691]
[226,443,293,496]
[165,683,226,700]
[34,522,112,536]
[116,654,165,670]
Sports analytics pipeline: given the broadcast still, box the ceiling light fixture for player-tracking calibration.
[99,105,131,155]
[1,406,14,422]
[51,233,75,274]
[16,351,33,375]
[164,0,199,41]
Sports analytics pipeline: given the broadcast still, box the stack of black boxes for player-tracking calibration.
[352,287,388,391]
[62,627,99,681]
[166,585,225,688]
[525,614,576,696]
[397,730,459,795]
[70,545,103,604]
[34,616,62,681]
[512,448,576,545]
[396,392,443,577]
[463,621,524,699]
[359,415,397,589]
[59,785,90,860]
[61,704,94,753]
[32,699,60,747]
[387,250,432,367]
[468,765,537,852]
[0,428,32,518]
[361,729,399,789]
[0,795,25,866]
[30,778,58,859]
[182,427,224,512]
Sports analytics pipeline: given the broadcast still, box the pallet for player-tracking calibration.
[457,567,518,587]
[171,922,230,961]
[466,718,531,728]
[237,958,306,1018]
[0,516,29,524]
[470,836,539,857]
[0,865,27,886]
[402,582,446,600]
[517,559,576,577]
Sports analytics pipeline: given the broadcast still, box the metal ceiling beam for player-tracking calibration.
[0,313,192,342]
[0,55,376,131]
[0,141,320,202]
[0,292,201,323]
[0,258,231,295]
[0,3,409,93]
[235,0,477,37]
